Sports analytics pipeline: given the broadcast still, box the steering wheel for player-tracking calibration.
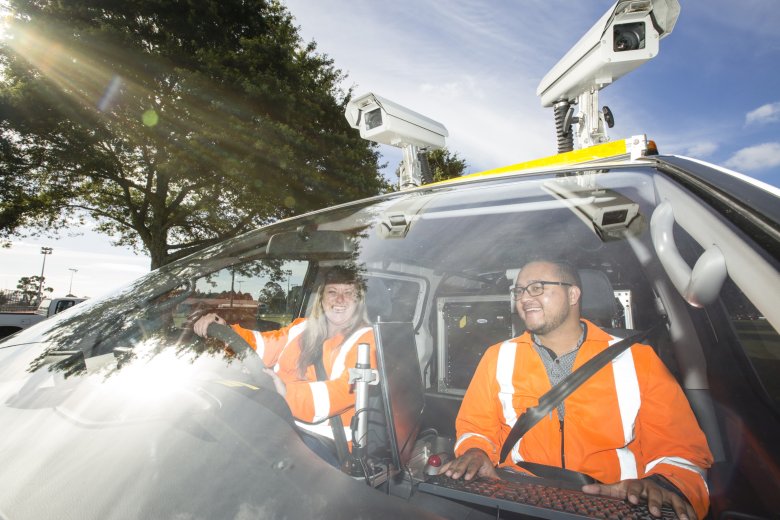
[205,322,274,390]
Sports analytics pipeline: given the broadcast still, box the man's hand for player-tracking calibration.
[439,448,498,481]
[582,478,696,520]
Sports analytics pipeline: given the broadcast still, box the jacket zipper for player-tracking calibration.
[560,419,566,469]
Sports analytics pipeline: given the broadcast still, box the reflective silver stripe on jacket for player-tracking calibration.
[307,326,372,422]
[251,330,265,358]
[646,456,709,492]
[273,321,307,373]
[296,419,351,441]
[330,327,373,379]
[495,341,525,463]
[310,381,331,423]
[454,432,497,453]
[611,338,640,480]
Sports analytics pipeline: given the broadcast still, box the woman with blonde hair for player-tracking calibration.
[194,265,376,465]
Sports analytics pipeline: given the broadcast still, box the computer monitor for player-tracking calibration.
[372,321,425,471]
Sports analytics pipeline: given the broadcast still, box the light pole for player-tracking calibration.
[38,247,53,302]
[68,268,78,296]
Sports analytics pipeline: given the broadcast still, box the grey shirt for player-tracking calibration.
[531,321,587,419]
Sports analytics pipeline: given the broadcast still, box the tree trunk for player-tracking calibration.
[147,227,170,270]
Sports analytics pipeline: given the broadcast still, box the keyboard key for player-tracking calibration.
[418,474,677,520]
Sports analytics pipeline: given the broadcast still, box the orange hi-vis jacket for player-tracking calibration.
[231,318,376,445]
[455,320,713,519]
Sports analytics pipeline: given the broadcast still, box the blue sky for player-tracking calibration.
[285,0,780,187]
[2,0,779,297]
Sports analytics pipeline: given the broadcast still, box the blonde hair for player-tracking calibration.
[297,270,369,377]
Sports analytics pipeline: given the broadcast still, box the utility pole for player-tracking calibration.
[68,268,78,296]
[230,269,235,308]
[38,247,53,303]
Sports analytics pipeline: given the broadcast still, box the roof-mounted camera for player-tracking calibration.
[542,175,643,241]
[345,92,448,190]
[536,0,680,152]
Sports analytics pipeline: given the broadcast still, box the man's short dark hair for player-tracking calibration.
[523,258,582,289]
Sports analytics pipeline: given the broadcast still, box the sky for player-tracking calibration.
[2,0,779,298]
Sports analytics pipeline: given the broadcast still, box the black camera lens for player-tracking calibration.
[364,108,383,130]
[613,22,645,52]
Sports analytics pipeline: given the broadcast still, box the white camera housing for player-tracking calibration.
[345,92,448,150]
[542,176,640,235]
[537,0,680,108]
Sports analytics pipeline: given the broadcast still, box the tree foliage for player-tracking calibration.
[427,148,468,183]
[390,147,468,189]
[16,275,52,302]
[0,0,385,268]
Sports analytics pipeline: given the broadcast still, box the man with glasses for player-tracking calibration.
[441,259,712,520]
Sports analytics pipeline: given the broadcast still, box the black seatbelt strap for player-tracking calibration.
[499,325,660,464]
[314,358,351,466]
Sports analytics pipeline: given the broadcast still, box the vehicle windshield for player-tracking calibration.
[10,167,661,361]
[35,298,51,315]
[2,163,779,518]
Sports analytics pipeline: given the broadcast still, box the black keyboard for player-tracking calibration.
[418,473,677,520]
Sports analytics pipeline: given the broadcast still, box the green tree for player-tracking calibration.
[0,0,384,268]
[427,148,468,182]
[392,148,468,188]
[16,275,52,303]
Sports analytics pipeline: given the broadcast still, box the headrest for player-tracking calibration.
[578,269,617,327]
[505,267,617,327]
[365,277,392,322]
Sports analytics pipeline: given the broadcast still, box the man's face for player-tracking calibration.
[515,262,579,335]
[322,282,359,331]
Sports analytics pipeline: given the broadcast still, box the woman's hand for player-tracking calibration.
[263,368,287,397]
[193,313,227,338]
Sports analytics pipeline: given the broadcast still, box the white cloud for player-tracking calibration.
[745,102,780,125]
[684,141,718,158]
[724,142,780,172]
[419,77,486,101]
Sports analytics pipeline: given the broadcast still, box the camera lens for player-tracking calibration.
[613,22,645,52]
[364,108,383,130]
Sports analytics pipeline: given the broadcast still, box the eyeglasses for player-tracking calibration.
[510,281,572,300]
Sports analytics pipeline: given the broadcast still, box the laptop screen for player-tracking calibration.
[373,321,425,470]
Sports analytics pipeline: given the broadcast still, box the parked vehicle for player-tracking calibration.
[0,296,86,339]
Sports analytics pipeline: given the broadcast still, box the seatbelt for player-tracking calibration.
[499,325,660,464]
[313,357,351,467]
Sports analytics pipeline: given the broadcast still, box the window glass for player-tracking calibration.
[55,300,75,313]
[181,260,308,331]
[364,275,424,325]
[721,276,780,407]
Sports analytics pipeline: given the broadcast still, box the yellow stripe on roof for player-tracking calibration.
[438,139,632,185]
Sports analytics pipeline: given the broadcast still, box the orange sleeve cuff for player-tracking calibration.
[455,435,499,464]
[647,464,710,520]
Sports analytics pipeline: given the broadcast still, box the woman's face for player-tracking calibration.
[322,282,359,333]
